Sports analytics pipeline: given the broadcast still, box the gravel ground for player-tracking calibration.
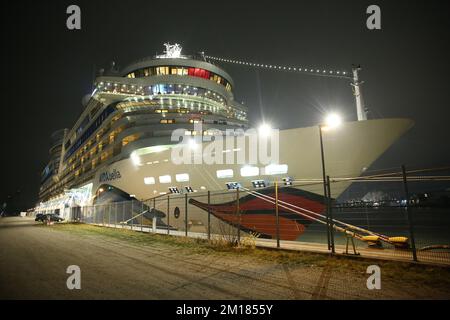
[0,217,449,300]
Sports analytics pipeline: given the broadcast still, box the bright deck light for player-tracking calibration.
[324,113,342,129]
[258,123,272,137]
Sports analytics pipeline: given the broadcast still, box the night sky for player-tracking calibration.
[1,0,449,211]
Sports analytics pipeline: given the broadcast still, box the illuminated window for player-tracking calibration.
[122,134,139,147]
[176,173,189,182]
[265,164,288,175]
[159,175,172,184]
[217,169,233,179]
[144,177,155,185]
[240,166,259,177]
[152,84,168,95]
[160,119,175,124]
[156,66,169,75]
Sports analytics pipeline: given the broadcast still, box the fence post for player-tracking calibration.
[207,191,211,240]
[131,201,133,231]
[122,202,125,229]
[236,188,240,245]
[327,176,335,254]
[167,196,170,235]
[94,205,96,225]
[114,203,117,228]
[153,198,156,233]
[402,165,418,262]
[141,202,144,232]
[275,182,280,248]
[185,194,188,237]
[108,203,111,227]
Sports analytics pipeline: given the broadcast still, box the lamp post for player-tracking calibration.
[318,113,342,251]
[318,124,331,250]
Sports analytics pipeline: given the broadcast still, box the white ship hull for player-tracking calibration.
[92,118,413,200]
[77,118,413,239]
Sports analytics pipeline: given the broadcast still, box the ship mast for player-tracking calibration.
[351,65,368,121]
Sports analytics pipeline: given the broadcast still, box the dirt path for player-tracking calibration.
[0,217,448,299]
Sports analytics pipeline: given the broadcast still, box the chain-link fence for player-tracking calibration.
[76,166,450,265]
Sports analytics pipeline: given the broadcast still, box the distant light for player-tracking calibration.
[258,123,272,137]
[98,188,104,193]
[324,113,342,129]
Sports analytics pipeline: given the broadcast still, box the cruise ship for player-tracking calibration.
[36,44,413,240]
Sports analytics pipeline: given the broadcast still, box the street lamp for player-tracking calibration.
[258,123,272,137]
[319,113,342,252]
[324,113,342,129]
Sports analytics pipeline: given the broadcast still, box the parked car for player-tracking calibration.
[46,214,64,222]
[36,214,64,223]
[35,213,46,222]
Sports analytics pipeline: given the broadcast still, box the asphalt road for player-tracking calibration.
[0,217,448,300]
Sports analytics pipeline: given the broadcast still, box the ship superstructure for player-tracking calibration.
[38,46,248,204]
